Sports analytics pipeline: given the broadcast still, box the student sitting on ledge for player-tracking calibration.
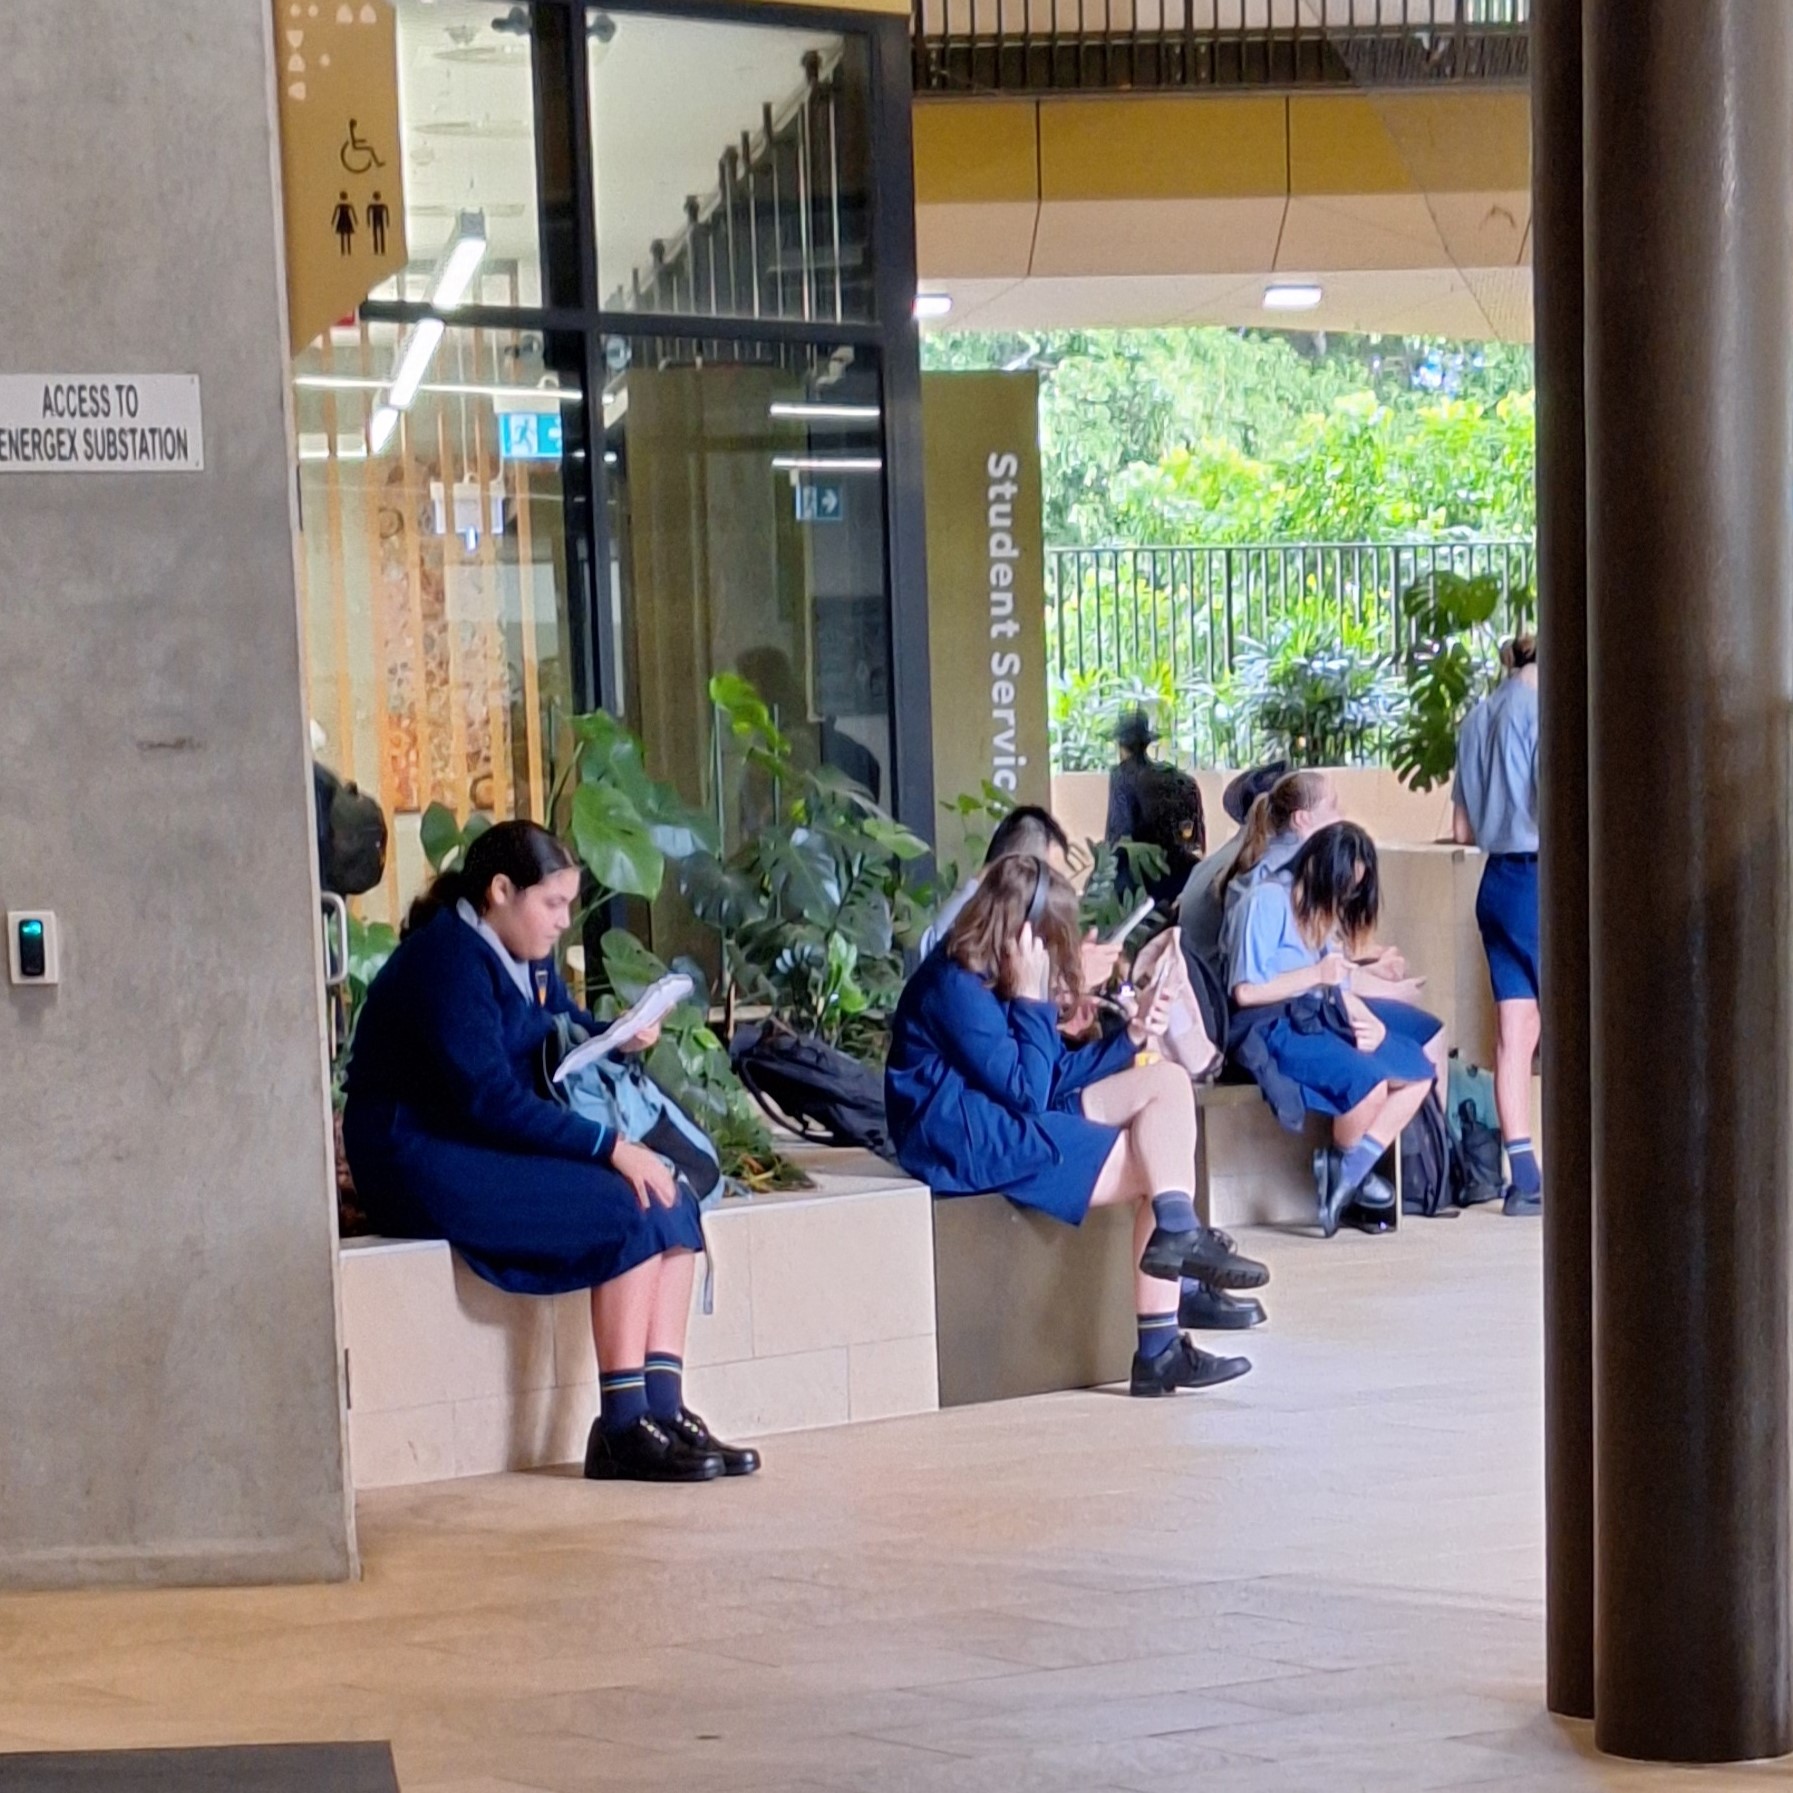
[343,820,759,1486]
[885,853,1271,1397]
[1222,822,1437,1237]
[1212,773,1448,1107]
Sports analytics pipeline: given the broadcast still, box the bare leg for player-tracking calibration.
[1081,1058,1198,1193]
[1332,1082,1391,1151]
[1424,1027,1449,1107]
[1086,1130,1178,1314]
[646,1248,697,1362]
[1374,1077,1433,1145]
[1494,997,1542,1150]
[1084,1060,1267,1293]
[590,1254,659,1374]
[1334,1078,1432,1155]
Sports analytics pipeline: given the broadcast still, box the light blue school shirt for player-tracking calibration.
[1454,675,1540,855]
[1224,878,1323,991]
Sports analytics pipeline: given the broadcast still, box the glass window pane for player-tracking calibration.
[370,0,545,311]
[292,324,585,924]
[589,12,876,324]
[600,334,891,860]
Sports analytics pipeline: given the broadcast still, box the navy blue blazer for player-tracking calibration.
[885,949,1137,1224]
[345,908,615,1166]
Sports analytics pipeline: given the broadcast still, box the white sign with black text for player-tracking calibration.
[0,375,204,474]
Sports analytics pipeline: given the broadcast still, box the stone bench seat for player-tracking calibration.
[339,1145,939,1489]
[931,1081,1330,1407]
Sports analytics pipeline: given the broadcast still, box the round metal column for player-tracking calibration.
[1585,0,1793,1761]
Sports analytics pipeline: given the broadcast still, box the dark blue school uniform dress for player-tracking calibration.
[343,907,704,1295]
[885,949,1139,1224]
[1222,880,1434,1120]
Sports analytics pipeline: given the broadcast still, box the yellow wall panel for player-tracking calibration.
[914,101,1041,206]
[1374,93,1532,193]
[1288,95,1417,195]
[1039,96,1286,201]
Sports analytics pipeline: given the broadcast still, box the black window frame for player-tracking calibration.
[358,0,934,847]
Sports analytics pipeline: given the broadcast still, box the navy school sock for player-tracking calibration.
[1137,1311,1179,1362]
[1338,1134,1388,1194]
[1506,1138,1542,1196]
[1151,1190,1198,1235]
[598,1368,649,1434]
[645,1353,685,1421]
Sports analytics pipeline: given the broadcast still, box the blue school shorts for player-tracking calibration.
[1476,854,1540,1003]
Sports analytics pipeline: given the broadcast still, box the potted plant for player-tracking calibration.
[1389,570,1533,794]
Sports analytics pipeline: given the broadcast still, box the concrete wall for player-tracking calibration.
[0,6,353,1585]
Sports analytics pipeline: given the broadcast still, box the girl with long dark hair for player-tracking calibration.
[344,821,757,1485]
[1224,822,1436,1235]
[886,854,1271,1396]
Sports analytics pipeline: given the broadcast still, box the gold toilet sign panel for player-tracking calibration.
[275,0,407,353]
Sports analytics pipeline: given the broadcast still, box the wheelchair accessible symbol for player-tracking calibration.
[340,118,387,174]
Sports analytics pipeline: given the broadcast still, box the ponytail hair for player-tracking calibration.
[1218,770,1334,900]
[405,819,577,935]
[1501,633,1538,672]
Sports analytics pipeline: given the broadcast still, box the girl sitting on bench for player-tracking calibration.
[1224,822,1437,1237]
[885,854,1271,1396]
[344,821,758,1486]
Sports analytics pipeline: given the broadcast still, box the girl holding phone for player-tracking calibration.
[1224,823,1436,1236]
[886,855,1271,1395]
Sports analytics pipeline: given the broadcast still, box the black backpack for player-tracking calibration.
[1135,763,1208,903]
[1454,1101,1505,1207]
[730,1020,894,1159]
[315,763,389,897]
[1400,1089,1459,1219]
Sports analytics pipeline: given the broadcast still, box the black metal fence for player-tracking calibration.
[914,0,1530,94]
[1046,536,1535,766]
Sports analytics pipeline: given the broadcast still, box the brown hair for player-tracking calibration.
[1219,770,1334,901]
[1501,633,1538,671]
[947,854,1085,1008]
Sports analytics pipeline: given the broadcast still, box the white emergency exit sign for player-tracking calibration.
[0,375,204,473]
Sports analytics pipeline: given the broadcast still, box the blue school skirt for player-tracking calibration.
[1476,853,1541,1003]
[1234,1003,1436,1120]
[1365,997,1444,1051]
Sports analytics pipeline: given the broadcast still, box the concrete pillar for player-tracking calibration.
[0,7,354,1583]
[1585,0,1791,1760]
[1530,0,1594,1725]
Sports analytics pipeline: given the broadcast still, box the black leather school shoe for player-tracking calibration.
[583,1415,723,1483]
[662,1408,761,1476]
[1129,1335,1253,1396]
[1139,1225,1271,1289]
[1178,1282,1267,1331]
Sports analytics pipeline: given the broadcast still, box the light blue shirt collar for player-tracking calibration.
[456,898,534,1001]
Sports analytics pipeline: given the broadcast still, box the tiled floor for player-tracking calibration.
[1,1213,1786,1791]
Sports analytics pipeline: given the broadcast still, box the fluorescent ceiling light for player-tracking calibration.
[1263,282,1324,312]
[431,211,488,310]
[292,374,580,404]
[912,292,953,320]
[389,317,446,410]
[368,406,400,453]
[771,454,883,474]
[769,401,882,422]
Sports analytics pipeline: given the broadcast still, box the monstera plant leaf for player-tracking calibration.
[570,783,663,900]
[679,851,768,932]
